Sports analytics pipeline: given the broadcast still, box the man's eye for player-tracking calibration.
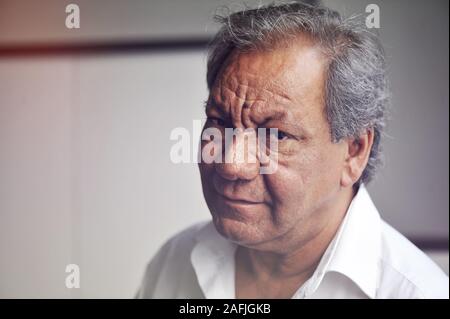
[207,117,225,127]
[271,130,289,141]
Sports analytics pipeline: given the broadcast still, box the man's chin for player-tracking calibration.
[212,215,270,247]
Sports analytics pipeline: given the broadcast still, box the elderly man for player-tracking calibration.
[137,2,448,299]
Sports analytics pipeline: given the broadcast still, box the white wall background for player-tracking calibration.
[0,0,448,298]
[0,53,210,298]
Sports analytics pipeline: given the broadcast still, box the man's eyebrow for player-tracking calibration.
[260,110,288,122]
[250,105,291,124]
[259,109,311,134]
[204,97,307,133]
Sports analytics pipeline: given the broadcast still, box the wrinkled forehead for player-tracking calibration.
[208,41,327,125]
[214,49,293,101]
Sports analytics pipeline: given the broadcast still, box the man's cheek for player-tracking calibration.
[264,167,303,203]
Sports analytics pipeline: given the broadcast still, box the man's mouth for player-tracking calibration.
[211,174,267,210]
[216,192,264,206]
[222,196,259,205]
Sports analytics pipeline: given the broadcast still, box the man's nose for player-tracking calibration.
[214,130,260,181]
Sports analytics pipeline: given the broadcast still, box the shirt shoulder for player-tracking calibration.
[136,221,209,298]
[377,220,449,299]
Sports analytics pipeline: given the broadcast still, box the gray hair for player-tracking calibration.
[206,1,389,185]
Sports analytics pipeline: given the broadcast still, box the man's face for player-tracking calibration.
[199,37,348,252]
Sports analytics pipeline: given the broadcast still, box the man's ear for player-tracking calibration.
[340,128,374,188]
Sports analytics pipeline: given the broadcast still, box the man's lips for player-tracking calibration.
[216,192,264,205]
[211,174,267,206]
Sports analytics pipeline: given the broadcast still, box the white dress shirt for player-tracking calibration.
[137,185,449,299]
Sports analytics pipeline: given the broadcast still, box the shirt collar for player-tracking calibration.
[191,185,381,299]
[191,221,237,298]
[302,184,381,299]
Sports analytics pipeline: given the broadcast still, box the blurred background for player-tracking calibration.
[0,0,448,298]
